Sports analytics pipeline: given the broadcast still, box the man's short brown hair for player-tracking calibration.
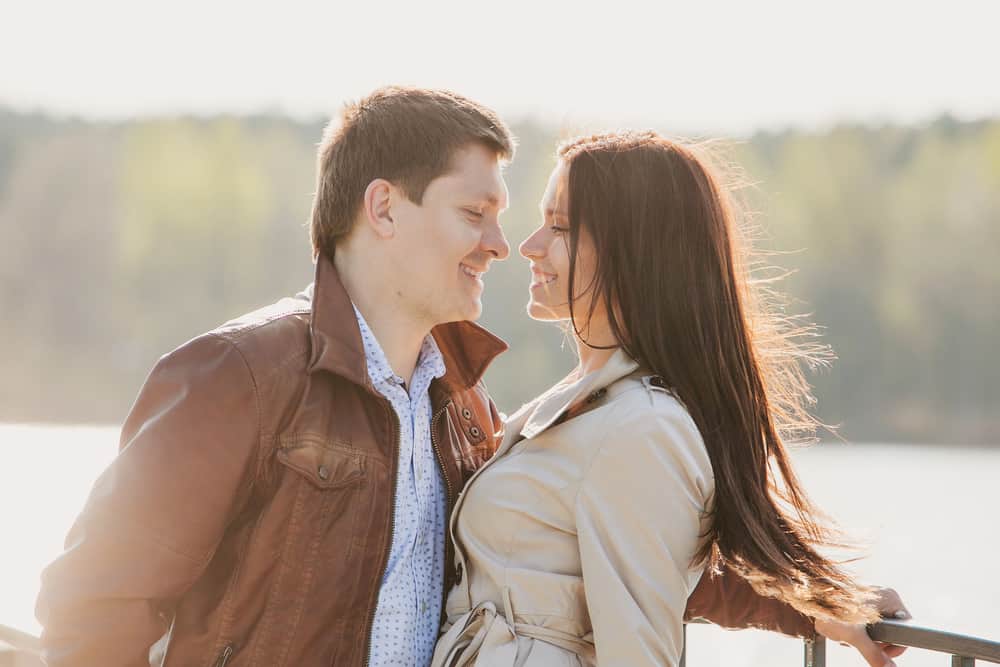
[310,86,516,258]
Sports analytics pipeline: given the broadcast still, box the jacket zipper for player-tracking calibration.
[429,402,455,505]
[213,644,233,667]
[362,403,401,667]
[430,403,458,598]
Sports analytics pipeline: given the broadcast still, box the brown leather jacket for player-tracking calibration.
[35,255,812,667]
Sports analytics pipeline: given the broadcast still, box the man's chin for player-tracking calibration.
[462,300,484,322]
[436,301,483,325]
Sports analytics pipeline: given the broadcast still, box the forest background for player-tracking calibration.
[2,108,997,445]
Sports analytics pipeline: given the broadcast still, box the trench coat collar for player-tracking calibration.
[515,347,640,441]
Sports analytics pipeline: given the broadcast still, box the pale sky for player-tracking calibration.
[3,0,999,134]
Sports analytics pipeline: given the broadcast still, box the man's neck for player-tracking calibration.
[335,252,429,387]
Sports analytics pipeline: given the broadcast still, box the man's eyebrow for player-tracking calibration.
[482,192,514,212]
[468,192,503,207]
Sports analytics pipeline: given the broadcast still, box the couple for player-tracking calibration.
[35,87,908,667]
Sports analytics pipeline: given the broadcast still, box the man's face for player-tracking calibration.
[390,142,510,326]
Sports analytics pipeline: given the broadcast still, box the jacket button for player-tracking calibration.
[317,465,330,480]
[469,426,481,438]
[461,408,472,420]
[650,376,667,389]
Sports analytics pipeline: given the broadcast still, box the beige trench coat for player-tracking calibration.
[431,349,715,667]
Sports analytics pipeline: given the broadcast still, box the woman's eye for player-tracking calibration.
[550,225,568,234]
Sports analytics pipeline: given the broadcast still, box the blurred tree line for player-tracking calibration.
[0,108,997,444]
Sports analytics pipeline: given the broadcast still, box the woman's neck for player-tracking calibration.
[572,315,620,376]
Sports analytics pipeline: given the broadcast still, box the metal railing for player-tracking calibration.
[5,619,1000,665]
[0,624,41,666]
[682,618,1000,666]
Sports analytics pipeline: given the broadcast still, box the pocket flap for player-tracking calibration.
[277,438,365,489]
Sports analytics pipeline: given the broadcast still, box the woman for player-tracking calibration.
[432,131,907,666]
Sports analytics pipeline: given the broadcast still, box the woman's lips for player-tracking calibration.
[530,269,557,289]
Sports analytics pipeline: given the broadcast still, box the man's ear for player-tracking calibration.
[362,179,395,239]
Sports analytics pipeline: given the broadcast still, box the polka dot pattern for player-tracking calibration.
[354,305,447,667]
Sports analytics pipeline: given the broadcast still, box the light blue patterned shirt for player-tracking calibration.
[354,305,448,667]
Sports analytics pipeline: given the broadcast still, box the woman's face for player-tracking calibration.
[519,161,602,324]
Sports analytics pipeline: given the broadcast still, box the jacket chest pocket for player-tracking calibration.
[242,439,368,663]
[273,437,368,564]
[276,437,365,489]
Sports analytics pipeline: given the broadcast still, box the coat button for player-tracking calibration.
[461,408,472,420]
[317,465,330,480]
[469,426,481,438]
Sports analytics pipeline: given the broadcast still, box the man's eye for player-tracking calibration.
[464,209,484,220]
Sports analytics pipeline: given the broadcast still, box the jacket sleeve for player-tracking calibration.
[35,333,261,667]
[574,400,713,667]
[684,563,816,638]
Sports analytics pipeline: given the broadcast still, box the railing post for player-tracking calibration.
[680,623,686,667]
[952,656,975,667]
[804,635,826,667]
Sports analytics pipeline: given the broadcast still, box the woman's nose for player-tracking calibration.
[519,227,546,260]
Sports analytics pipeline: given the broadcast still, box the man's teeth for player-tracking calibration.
[461,265,482,278]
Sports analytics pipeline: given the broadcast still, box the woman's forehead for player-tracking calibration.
[540,162,570,215]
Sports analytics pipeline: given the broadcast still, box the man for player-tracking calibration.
[35,86,904,667]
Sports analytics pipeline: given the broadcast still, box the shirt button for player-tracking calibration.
[461,408,472,420]
[317,465,330,480]
[469,426,481,438]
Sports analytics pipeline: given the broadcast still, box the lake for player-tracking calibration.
[1,424,997,666]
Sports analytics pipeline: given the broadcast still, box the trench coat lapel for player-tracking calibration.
[518,349,640,441]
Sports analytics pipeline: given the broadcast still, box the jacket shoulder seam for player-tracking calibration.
[211,306,311,342]
[205,332,263,495]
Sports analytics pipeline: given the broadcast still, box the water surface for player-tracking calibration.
[1,424,996,665]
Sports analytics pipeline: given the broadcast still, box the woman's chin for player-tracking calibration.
[526,299,566,322]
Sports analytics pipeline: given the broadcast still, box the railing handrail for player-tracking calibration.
[685,617,1000,665]
[0,623,41,654]
[868,619,1000,664]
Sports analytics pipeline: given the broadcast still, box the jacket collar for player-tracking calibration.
[514,347,640,441]
[305,253,508,392]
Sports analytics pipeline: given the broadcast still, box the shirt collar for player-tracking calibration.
[306,254,507,391]
[352,304,446,388]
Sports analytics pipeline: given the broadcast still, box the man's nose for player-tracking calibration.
[482,221,510,261]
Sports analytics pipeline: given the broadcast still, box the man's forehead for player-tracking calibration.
[474,185,508,209]
[446,171,509,208]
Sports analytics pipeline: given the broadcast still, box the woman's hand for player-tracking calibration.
[814,587,910,667]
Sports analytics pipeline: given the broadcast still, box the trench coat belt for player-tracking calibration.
[431,588,595,667]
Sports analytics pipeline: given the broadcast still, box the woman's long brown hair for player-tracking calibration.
[558,131,878,623]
